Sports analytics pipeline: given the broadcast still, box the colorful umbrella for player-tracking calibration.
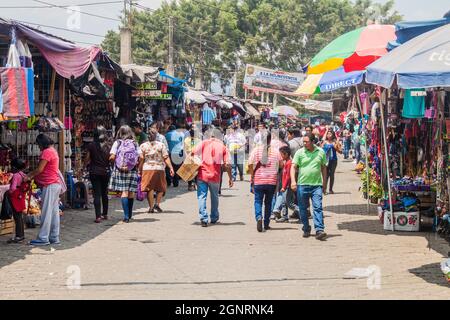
[296,67,365,95]
[274,105,299,116]
[307,24,396,75]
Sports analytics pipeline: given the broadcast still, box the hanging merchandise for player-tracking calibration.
[0,68,31,118]
[402,89,426,119]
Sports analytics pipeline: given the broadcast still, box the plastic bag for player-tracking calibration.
[136,176,147,201]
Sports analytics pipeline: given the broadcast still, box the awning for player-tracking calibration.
[185,87,207,104]
[244,102,261,118]
[121,64,159,82]
[299,99,333,113]
[366,23,450,89]
[216,99,233,109]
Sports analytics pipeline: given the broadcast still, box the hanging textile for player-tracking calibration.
[402,89,425,118]
[0,67,31,118]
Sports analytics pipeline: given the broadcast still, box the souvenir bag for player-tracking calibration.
[115,140,138,173]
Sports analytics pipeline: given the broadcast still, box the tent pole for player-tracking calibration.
[379,88,394,231]
[355,85,370,214]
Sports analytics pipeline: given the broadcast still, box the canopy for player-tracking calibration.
[121,64,159,82]
[274,105,299,116]
[307,24,396,74]
[366,24,450,89]
[244,102,261,118]
[387,18,450,50]
[296,67,365,95]
[185,87,207,104]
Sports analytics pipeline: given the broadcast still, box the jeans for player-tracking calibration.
[254,184,276,227]
[37,183,62,243]
[297,185,324,233]
[90,174,110,218]
[354,141,361,163]
[325,160,338,192]
[231,152,244,181]
[197,180,220,223]
[343,138,351,159]
[274,189,299,218]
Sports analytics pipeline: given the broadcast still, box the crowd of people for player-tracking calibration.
[4,115,364,245]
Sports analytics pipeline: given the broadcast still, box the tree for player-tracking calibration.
[101,0,402,93]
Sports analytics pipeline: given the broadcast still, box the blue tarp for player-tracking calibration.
[319,67,365,92]
[387,18,450,50]
[366,24,450,89]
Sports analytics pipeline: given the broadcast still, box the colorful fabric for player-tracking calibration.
[0,67,31,118]
[202,104,216,125]
[140,141,169,171]
[402,89,426,118]
[109,168,139,192]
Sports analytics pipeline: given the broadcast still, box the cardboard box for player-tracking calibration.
[0,219,14,236]
[177,156,201,182]
[383,211,420,232]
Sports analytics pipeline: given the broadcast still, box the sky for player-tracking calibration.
[0,0,448,46]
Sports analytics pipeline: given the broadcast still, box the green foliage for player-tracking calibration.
[102,0,402,90]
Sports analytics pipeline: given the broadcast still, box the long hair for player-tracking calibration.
[94,126,111,155]
[115,125,135,141]
[261,131,272,165]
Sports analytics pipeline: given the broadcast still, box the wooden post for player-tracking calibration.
[58,77,65,173]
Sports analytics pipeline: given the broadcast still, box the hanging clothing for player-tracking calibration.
[202,103,216,126]
[402,89,426,119]
[0,68,31,118]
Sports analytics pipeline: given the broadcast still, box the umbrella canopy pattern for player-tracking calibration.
[307,24,396,74]
[296,67,365,95]
[274,105,299,116]
[366,24,450,89]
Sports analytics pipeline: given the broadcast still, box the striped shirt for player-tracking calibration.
[248,145,282,186]
[202,106,216,125]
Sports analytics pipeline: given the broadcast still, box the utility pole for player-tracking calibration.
[231,66,238,98]
[167,16,175,76]
[120,0,132,65]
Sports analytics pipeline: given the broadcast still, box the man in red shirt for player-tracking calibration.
[193,127,233,227]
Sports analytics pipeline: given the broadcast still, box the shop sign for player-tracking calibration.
[132,90,162,97]
[137,82,157,90]
[243,64,305,96]
[148,94,172,100]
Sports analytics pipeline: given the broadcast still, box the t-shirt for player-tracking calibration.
[248,145,282,186]
[165,130,185,157]
[136,132,148,145]
[35,147,60,187]
[193,139,230,183]
[288,137,303,156]
[322,143,337,162]
[292,146,327,186]
[87,142,110,176]
[140,141,169,171]
[402,89,426,119]
[10,172,26,192]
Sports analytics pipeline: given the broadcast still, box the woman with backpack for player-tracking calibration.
[109,125,142,223]
[86,126,112,223]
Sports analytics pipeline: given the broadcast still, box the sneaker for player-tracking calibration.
[315,231,327,241]
[276,217,289,223]
[148,207,155,213]
[201,221,208,227]
[49,239,61,245]
[257,218,263,232]
[289,212,299,219]
[101,215,108,220]
[264,225,271,230]
[95,217,102,223]
[210,220,219,224]
[122,219,130,223]
[273,211,282,220]
[29,239,50,246]
[7,237,25,244]
[302,230,311,238]
[240,175,244,181]
[154,205,163,213]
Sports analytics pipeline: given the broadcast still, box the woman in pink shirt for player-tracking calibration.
[26,134,62,246]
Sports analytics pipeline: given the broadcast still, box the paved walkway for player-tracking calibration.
[0,158,449,299]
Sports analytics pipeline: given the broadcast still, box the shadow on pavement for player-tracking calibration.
[191,222,246,226]
[324,203,378,216]
[409,263,450,288]
[338,219,450,258]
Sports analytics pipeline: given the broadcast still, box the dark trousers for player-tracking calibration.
[13,210,24,238]
[326,159,338,192]
[90,174,110,218]
[166,161,181,187]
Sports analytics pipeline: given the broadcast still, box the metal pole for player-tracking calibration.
[379,89,394,231]
[355,86,370,214]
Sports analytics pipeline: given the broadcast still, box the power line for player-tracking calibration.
[131,3,156,12]
[32,0,121,22]
[0,1,123,9]
[15,19,106,38]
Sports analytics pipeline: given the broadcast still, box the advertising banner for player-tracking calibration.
[243,64,305,96]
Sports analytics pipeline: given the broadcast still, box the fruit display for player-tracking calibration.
[0,170,12,185]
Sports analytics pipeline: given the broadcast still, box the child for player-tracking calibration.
[6,158,28,244]
[272,146,299,223]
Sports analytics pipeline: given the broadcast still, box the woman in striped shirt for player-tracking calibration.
[248,131,284,232]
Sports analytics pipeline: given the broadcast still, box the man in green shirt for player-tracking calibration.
[131,122,148,145]
[290,133,328,240]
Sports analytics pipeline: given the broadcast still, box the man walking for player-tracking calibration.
[290,133,328,240]
[224,125,246,181]
[192,127,233,227]
[165,124,185,187]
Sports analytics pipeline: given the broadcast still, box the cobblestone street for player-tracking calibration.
[0,158,449,299]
